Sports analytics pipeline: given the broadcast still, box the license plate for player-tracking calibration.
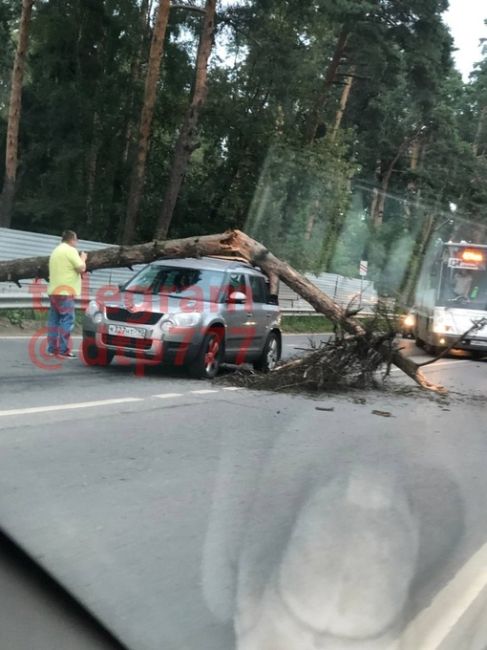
[107,324,146,339]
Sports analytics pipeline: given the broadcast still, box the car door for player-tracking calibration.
[247,274,271,356]
[223,272,256,362]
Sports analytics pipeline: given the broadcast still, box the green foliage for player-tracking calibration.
[1,0,486,299]
[246,135,356,271]
[281,314,333,333]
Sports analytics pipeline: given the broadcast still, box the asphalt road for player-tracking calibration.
[0,333,486,649]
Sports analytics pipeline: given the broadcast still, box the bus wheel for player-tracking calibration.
[424,342,439,356]
[471,351,485,361]
[415,336,425,349]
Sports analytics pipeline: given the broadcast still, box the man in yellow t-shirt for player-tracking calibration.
[47,230,87,357]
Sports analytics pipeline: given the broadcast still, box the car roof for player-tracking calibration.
[151,256,266,276]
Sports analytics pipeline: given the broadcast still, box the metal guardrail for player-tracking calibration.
[0,292,383,316]
[0,294,87,310]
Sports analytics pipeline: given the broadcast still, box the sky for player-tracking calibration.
[444,0,487,80]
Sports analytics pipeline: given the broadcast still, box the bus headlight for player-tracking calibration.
[403,313,415,328]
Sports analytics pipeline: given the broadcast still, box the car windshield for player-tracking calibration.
[123,265,226,301]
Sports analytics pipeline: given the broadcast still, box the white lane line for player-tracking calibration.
[402,542,487,648]
[190,389,219,395]
[0,397,143,418]
[222,386,243,391]
[0,335,83,340]
[423,360,471,372]
[391,360,470,373]
[153,393,184,399]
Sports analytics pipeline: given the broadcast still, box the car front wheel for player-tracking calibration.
[189,328,224,379]
[81,338,114,367]
[254,332,280,372]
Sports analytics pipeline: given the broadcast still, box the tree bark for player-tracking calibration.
[371,163,390,228]
[372,140,410,227]
[304,199,320,241]
[399,212,436,306]
[473,106,487,157]
[304,25,349,145]
[122,0,151,166]
[331,66,355,141]
[154,0,217,240]
[85,111,101,227]
[409,137,421,171]
[1,229,444,393]
[122,0,171,245]
[0,0,35,228]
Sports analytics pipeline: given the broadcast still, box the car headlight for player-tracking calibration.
[159,312,201,334]
[172,312,201,327]
[86,300,103,323]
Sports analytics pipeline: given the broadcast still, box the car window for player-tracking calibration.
[249,275,268,304]
[227,273,247,296]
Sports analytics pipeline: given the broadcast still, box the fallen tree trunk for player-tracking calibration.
[0,232,237,283]
[0,229,444,393]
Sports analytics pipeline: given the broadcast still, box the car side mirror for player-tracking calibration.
[228,291,247,304]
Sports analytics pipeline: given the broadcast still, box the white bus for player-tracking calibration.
[413,241,487,356]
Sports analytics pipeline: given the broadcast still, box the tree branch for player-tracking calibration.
[171,3,206,14]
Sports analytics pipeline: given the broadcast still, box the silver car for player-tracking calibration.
[81,257,282,378]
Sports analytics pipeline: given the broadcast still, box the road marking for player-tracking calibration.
[0,397,143,418]
[222,386,243,391]
[402,542,487,648]
[0,335,83,340]
[153,393,184,399]
[423,360,471,371]
[190,389,219,395]
[391,359,470,373]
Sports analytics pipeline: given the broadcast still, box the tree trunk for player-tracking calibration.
[372,140,409,227]
[473,106,487,157]
[122,0,151,166]
[409,138,421,171]
[304,25,349,145]
[122,0,171,245]
[0,0,35,228]
[154,0,217,240]
[404,138,423,228]
[0,229,443,393]
[331,66,355,141]
[85,111,101,228]
[369,160,381,222]
[304,199,320,240]
[372,167,390,228]
[399,212,436,306]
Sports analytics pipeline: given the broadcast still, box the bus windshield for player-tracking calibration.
[438,266,487,310]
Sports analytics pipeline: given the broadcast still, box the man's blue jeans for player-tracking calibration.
[47,295,75,354]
